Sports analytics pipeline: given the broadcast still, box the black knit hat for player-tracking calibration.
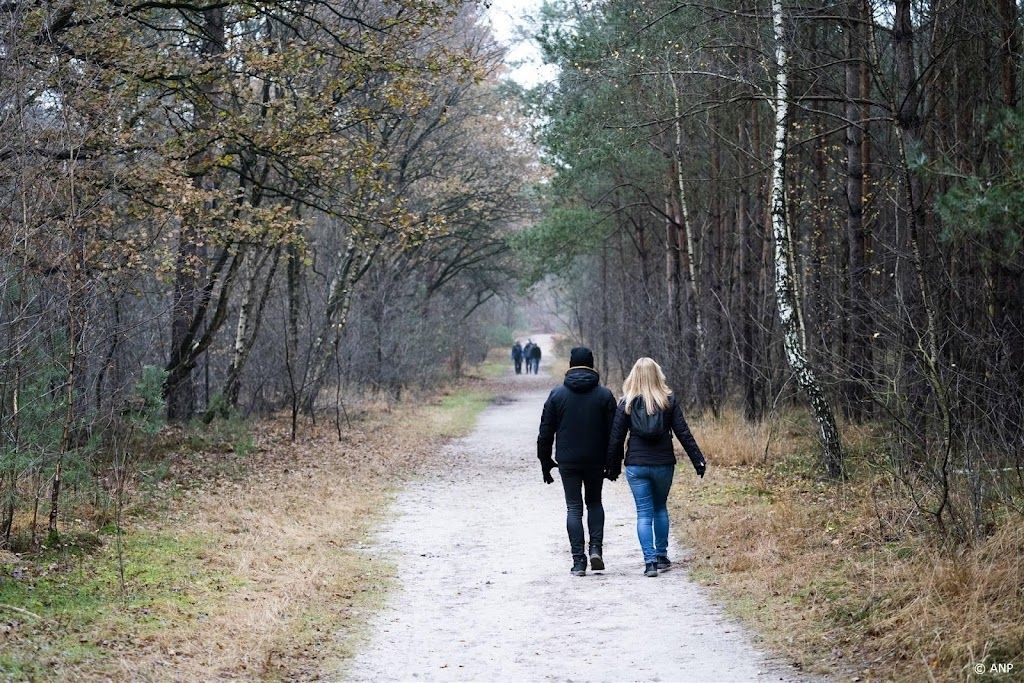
[569,346,594,369]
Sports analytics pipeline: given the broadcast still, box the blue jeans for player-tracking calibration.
[625,464,675,563]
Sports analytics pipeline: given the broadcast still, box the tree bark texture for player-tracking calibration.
[771,0,844,478]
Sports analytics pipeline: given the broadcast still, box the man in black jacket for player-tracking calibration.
[522,341,535,373]
[511,341,523,374]
[528,343,542,374]
[537,347,617,576]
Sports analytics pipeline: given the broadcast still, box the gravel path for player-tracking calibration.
[341,336,802,683]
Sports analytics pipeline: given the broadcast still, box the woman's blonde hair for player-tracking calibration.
[622,357,672,415]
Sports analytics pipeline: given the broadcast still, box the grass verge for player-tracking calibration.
[669,407,1024,682]
[428,388,496,438]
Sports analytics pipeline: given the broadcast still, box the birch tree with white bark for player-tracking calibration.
[769,0,844,478]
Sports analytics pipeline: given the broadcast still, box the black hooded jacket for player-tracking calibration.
[606,395,705,471]
[537,367,617,470]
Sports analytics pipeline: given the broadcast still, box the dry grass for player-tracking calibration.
[1,375,498,681]
[690,406,774,467]
[105,419,404,680]
[670,409,1024,682]
[133,389,495,681]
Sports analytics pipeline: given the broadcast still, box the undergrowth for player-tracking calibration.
[671,407,1024,682]
[0,360,501,680]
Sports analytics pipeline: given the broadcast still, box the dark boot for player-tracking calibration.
[589,546,605,571]
[644,562,659,577]
[656,555,671,571]
[571,557,587,577]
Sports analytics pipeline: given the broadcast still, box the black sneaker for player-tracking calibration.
[644,562,659,577]
[571,558,587,577]
[656,555,671,571]
[589,547,605,571]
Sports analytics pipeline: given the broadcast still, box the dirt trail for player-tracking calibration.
[341,335,801,682]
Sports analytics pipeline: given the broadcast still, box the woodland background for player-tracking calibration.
[1,0,533,546]
[518,0,1024,541]
[1,0,1023,679]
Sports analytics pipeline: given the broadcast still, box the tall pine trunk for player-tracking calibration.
[844,0,872,420]
[668,73,706,378]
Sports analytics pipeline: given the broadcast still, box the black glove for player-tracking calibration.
[540,457,558,484]
[604,466,620,482]
[694,459,706,478]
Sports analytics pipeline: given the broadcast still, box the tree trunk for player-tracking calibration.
[668,72,706,363]
[303,235,373,413]
[738,116,762,422]
[844,0,872,421]
[664,192,682,339]
[999,0,1019,108]
[49,281,82,538]
[166,5,226,420]
[221,247,281,411]
[706,136,724,416]
[600,239,611,379]
[770,0,844,478]
[894,0,955,482]
[285,243,303,440]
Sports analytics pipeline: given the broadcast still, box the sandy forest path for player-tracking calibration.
[341,335,801,683]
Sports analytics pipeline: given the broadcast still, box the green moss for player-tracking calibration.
[679,478,766,507]
[477,358,510,380]
[0,529,237,678]
[431,388,494,438]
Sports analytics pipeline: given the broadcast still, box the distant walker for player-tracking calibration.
[523,340,542,374]
[511,341,524,374]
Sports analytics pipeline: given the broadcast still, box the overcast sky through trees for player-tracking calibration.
[487,0,558,87]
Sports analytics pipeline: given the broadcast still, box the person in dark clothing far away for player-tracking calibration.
[528,343,542,374]
[537,346,617,576]
[522,341,535,374]
[511,341,524,374]
[606,357,707,577]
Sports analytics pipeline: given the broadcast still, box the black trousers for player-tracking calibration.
[558,466,605,560]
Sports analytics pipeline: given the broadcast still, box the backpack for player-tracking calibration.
[629,396,668,440]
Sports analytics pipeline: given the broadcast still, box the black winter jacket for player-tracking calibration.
[606,396,705,471]
[537,368,617,470]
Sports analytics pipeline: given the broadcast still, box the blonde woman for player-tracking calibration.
[605,358,706,577]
